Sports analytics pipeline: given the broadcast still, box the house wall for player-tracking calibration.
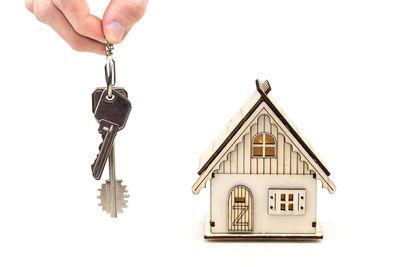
[210,174,317,234]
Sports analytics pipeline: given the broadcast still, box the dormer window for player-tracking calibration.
[252,133,276,157]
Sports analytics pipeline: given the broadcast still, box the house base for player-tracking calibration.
[204,214,323,241]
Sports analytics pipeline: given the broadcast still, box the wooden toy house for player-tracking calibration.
[192,80,335,240]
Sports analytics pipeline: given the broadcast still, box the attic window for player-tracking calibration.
[252,133,276,157]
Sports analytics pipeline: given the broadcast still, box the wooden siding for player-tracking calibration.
[214,114,313,176]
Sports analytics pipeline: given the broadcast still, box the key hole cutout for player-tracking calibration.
[106,94,115,101]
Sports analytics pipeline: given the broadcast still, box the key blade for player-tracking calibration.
[91,122,118,180]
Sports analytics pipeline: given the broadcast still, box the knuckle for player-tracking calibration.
[68,40,84,52]
[34,1,54,23]
[51,0,65,9]
[73,23,86,36]
[52,0,89,35]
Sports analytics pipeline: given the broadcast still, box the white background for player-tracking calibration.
[1,0,399,266]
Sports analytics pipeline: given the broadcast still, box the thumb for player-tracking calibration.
[102,0,147,44]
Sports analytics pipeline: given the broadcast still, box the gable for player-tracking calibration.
[192,81,336,195]
[213,109,314,176]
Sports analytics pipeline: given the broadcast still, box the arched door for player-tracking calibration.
[227,185,253,232]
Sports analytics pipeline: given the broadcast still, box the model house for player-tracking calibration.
[192,80,335,240]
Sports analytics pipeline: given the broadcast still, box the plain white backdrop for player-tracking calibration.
[1,0,399,266]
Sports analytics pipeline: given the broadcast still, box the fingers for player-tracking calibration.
[102,0,148,44]
[25,0,148,54]
[26,0,105,54]
[52,0,104,42]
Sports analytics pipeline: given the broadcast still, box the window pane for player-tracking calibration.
[253,146,263,156]
[265,134,275,144]
[268,189,306,215]
[253,134,264,144]
[265,147,275,156]
[234,197,245,203]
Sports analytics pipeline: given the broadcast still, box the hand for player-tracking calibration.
[25,0,148,54]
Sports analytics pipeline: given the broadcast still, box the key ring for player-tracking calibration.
[105,39,114,56]
[104,39,116,99]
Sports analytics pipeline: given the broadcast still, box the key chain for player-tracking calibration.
[91,40,131,217]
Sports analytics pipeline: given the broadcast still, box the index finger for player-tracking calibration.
[52,0,104,42]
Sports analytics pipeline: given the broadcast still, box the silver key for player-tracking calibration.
[97,144,129,217]
[91,89,131,180]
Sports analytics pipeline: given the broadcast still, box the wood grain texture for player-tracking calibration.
[215,114,314,176]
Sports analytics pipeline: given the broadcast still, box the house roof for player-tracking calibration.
[197,80,333,191]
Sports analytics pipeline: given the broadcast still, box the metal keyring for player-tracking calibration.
[105,39,114,56]
[104,39,116,98]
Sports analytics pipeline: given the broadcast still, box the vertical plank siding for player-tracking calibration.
[250,124,258,174]
[277,134,285,174]
[237,139,244,173]
[257,116,265,174]
[216,113,314,176]
[270,124,278,174]
[243,132,251,173]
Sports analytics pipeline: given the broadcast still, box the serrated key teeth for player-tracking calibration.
[97,123,108,134]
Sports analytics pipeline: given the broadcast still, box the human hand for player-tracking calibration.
[25,0,148,54]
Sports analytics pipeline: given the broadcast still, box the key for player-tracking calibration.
[92,41,130,217]
[97,144,129,217]
[91,88,129,179]
[92,87,129,217]
[91,89,131,180]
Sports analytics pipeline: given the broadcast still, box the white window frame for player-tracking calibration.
[268,189,306,215]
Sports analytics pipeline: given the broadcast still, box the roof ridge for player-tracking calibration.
[256,79,271,98]
[197,79,331,177]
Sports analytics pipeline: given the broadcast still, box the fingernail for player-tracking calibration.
[106,21,125,43]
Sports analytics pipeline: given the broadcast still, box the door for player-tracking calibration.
[227,185,253,232]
